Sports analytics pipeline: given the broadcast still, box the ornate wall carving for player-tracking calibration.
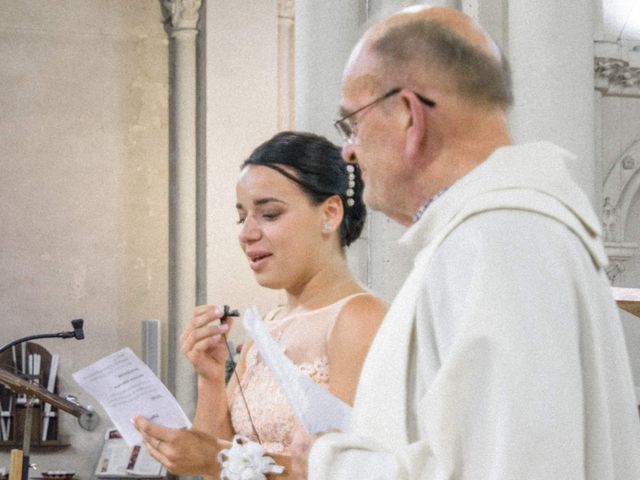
[595,57,640,98]
[605,243,638,283]
[602,142,640,241]
[595,42,640,98]
[595,42,640,282]
[601,140,640,282]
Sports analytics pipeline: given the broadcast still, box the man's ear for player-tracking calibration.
[400,90,427,162]
[321,195,345,234]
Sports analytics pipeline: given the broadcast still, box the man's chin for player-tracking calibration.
[362,189,381,212]
[363,190,408,224]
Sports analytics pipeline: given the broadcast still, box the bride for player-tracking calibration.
[134,131,386,476]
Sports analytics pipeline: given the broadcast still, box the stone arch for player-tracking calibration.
[602,139,640,242]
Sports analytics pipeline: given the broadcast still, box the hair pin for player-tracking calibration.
[345,165,356,207]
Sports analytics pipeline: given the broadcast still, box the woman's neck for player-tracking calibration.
[285,261,361,311]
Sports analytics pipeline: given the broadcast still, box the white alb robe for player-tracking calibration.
[309,142,640,479]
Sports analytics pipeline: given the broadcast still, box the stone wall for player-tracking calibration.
[0,0,169,474]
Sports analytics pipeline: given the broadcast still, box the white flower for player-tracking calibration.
[218,435,285,480]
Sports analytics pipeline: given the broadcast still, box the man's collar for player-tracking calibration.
[413,188,449,223]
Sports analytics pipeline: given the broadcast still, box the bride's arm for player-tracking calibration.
[191,334,253,441]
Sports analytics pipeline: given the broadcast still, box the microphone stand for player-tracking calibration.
[0,319,84,356]
[0,319,85,480]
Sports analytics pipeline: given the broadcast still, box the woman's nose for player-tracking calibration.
[238,216,261,244]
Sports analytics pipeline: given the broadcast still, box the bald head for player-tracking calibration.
[349,5,513,110]
[383,6,501,60]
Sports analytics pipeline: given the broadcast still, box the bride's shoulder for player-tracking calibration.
[330,292,388,343]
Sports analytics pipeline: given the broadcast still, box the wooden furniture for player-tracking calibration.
[612,287,640,318]
[9,449,23,480]
[0,343,68,449]
[612,287,640,417]
[0,358,90,480]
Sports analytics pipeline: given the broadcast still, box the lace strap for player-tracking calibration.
[325,291,376,342]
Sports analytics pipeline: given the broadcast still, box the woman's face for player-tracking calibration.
[236,165,329,291]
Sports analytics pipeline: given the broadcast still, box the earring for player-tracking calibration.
[323,223,332,232]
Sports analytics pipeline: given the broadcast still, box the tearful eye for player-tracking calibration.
[262,212,281,221]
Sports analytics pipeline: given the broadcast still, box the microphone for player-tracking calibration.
[0,319,86,355]
[71,319,84,340]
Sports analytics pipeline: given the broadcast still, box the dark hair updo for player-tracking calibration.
[241,131,366,247]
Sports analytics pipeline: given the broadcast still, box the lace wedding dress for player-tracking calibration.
[228,293,369,454]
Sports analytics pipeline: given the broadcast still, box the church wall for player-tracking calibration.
[0,0,169,474]
[600,94,640,389]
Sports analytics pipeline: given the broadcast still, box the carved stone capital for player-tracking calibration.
[163,0,202,30]
[278,0,294,19]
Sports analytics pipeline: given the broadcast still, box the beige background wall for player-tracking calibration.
[204,0,283,326]
[0,0,169,473]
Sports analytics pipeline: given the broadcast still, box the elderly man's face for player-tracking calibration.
[338,49,406,217]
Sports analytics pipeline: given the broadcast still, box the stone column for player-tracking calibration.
[295,0,370,284]
[278,0,295,130]
[295,0,365,139]
[507,0,596,201]
[164,0,202,418]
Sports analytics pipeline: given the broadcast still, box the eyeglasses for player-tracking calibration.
[333,87,436,144]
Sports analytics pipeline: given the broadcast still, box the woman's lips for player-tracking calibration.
[248,253,272,271]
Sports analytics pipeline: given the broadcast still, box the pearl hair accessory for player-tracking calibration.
[345,164,356,207]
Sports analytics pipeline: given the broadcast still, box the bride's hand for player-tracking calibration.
[180,304,235,383]
[133,416,222,476]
